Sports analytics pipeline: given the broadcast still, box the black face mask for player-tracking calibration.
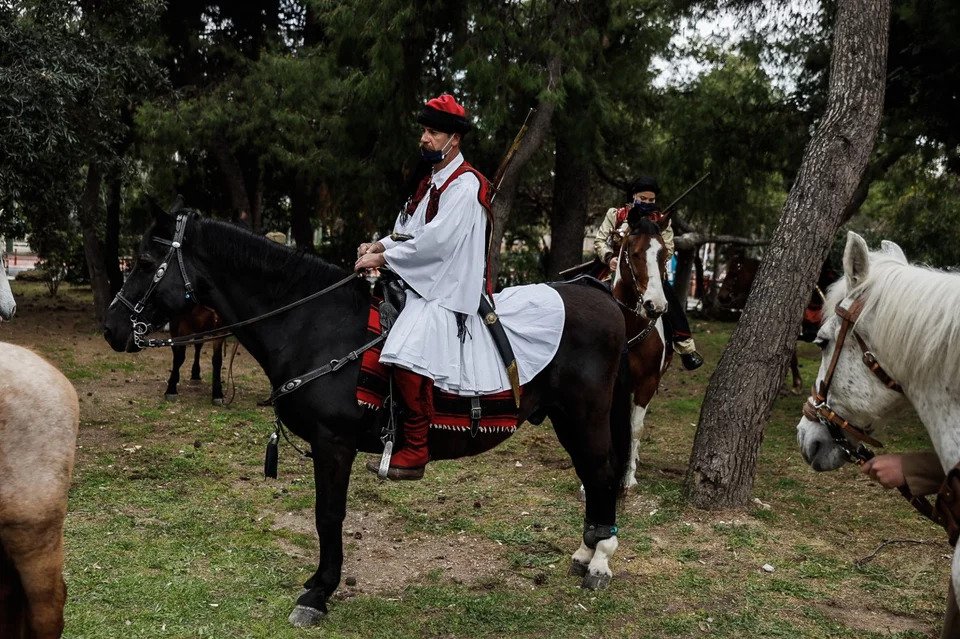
[632,200,657,215]
[421,136,454,164]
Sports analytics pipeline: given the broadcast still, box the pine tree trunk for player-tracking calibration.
[684,0,891,508]
[290,176,317,251]
[78,164,112,323]
[104,171,124,295]
[545,126,590,279]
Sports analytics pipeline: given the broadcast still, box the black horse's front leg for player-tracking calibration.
[288,435,356,627]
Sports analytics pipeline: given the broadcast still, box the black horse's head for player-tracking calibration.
[103,200,200,352]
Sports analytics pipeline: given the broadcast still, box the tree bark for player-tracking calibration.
[212,141,253,226]
[684,0,891,508]
[488,56,560,284]
[103,171,124,295]
[78,164,112,323]
[290,175,317,251]
[545,122,591,279]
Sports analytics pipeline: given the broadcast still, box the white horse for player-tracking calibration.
[797,231,960,607]
[0,255,15,320]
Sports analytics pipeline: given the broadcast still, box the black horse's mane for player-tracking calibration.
[193,215,349,287]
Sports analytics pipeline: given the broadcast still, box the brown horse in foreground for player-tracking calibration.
[165,306,225,405]
[0,343,79,638]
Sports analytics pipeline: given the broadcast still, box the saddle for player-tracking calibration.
[357,290,519,437]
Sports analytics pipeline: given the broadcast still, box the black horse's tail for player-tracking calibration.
[610,351,634,499]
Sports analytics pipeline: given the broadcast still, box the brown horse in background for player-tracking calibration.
[165,306,226,405]
[716,250,836,393]
[609,216,673,488]
[0,343,79,638]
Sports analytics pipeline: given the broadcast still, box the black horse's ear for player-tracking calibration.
[146,195,175,228]
[167,194,184,215]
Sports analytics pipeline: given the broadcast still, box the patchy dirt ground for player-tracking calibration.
[1,281,951,639]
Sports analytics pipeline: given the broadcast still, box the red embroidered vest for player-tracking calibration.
[614,205,631,227]
[404,160,495,294]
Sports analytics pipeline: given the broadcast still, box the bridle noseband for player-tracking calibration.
[113,213,196,348]
[803,296,903,463]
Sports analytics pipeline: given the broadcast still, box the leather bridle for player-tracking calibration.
[113,213,197,348]
[111,213,357,349]
[802,296,903,463]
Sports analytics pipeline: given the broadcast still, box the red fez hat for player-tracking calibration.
[417,93,472,134]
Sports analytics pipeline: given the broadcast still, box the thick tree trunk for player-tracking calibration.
[545,125,591,279]
[488,56,560,284]
[290,175,317,251]
[103,171,124,295]
[78,164,112,323]
[212,141,252,225]
[684,0,891,508]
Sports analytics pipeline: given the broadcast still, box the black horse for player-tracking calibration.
[102,207,632,626]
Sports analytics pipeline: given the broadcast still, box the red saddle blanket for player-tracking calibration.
[356,303,520,433]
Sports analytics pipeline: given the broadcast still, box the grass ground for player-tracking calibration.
[1,281,948,638]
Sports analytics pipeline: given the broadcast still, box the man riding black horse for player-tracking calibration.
[355,93,562,480]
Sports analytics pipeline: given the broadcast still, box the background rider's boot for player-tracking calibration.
[675,338,704,371]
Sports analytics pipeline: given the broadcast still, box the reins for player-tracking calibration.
[111,213,358,349]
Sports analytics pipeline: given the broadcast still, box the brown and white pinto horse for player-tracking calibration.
[609,216,672,488]
[164,306,225,405]
[0,342,79,638]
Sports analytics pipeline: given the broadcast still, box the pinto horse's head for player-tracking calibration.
[613,214,669,319]
[103,200,199,352]
[796,232,911,471]
[0,253,16,321]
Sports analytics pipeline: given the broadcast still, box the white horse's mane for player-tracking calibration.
[826,250,960,387]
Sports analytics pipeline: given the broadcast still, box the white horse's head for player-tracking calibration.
[796,232,911,471]
[0,254,16,321]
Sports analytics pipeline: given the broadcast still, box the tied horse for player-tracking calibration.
[102,206,634,626]
[797,232,960,615]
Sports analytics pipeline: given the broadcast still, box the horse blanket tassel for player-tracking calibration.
[264,427,279,479]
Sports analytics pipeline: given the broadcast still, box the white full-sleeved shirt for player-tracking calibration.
[377,153,564,395]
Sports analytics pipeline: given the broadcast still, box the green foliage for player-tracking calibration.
[852,153,960,267]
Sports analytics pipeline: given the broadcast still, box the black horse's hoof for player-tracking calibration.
[581,571,612,590]
[568,560,588,577]
[212,397,225,406]
[164,393,178,401]
[288,605,325,627]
